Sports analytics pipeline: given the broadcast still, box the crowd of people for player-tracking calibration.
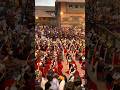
[86,25,120,90]
[0,1,120,90]
[0,4,86,89]
[0,1,36,90]
[34,24,86,90]
[0,1,87,89]
[86,0,120,89]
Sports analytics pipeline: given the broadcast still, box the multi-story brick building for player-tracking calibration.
[55,0,85,27]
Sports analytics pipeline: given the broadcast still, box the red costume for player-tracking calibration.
[112,51,120,65]
[57,61,63,75]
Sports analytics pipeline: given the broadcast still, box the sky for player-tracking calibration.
[35,0,56,6]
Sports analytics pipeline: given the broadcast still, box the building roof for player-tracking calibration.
[35,6,55,18]
[35,10,54,18]
[35,6,55,11]
[56,0,85,3]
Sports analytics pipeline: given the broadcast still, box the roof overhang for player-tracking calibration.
[56,0,85,3]
[35,10,55,18]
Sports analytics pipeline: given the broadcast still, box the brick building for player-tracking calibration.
[55,0,85,27]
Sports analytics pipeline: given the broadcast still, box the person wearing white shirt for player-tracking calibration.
[41,77,48,90]
[59,76,65,90]
[50,75,59,90]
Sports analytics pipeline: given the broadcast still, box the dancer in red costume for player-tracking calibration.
[112,49,120,65]
[57,60,63,75]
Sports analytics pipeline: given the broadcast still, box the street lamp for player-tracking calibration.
[60,11,63,16]
[60,11,63,26]
[36,16,39,20]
